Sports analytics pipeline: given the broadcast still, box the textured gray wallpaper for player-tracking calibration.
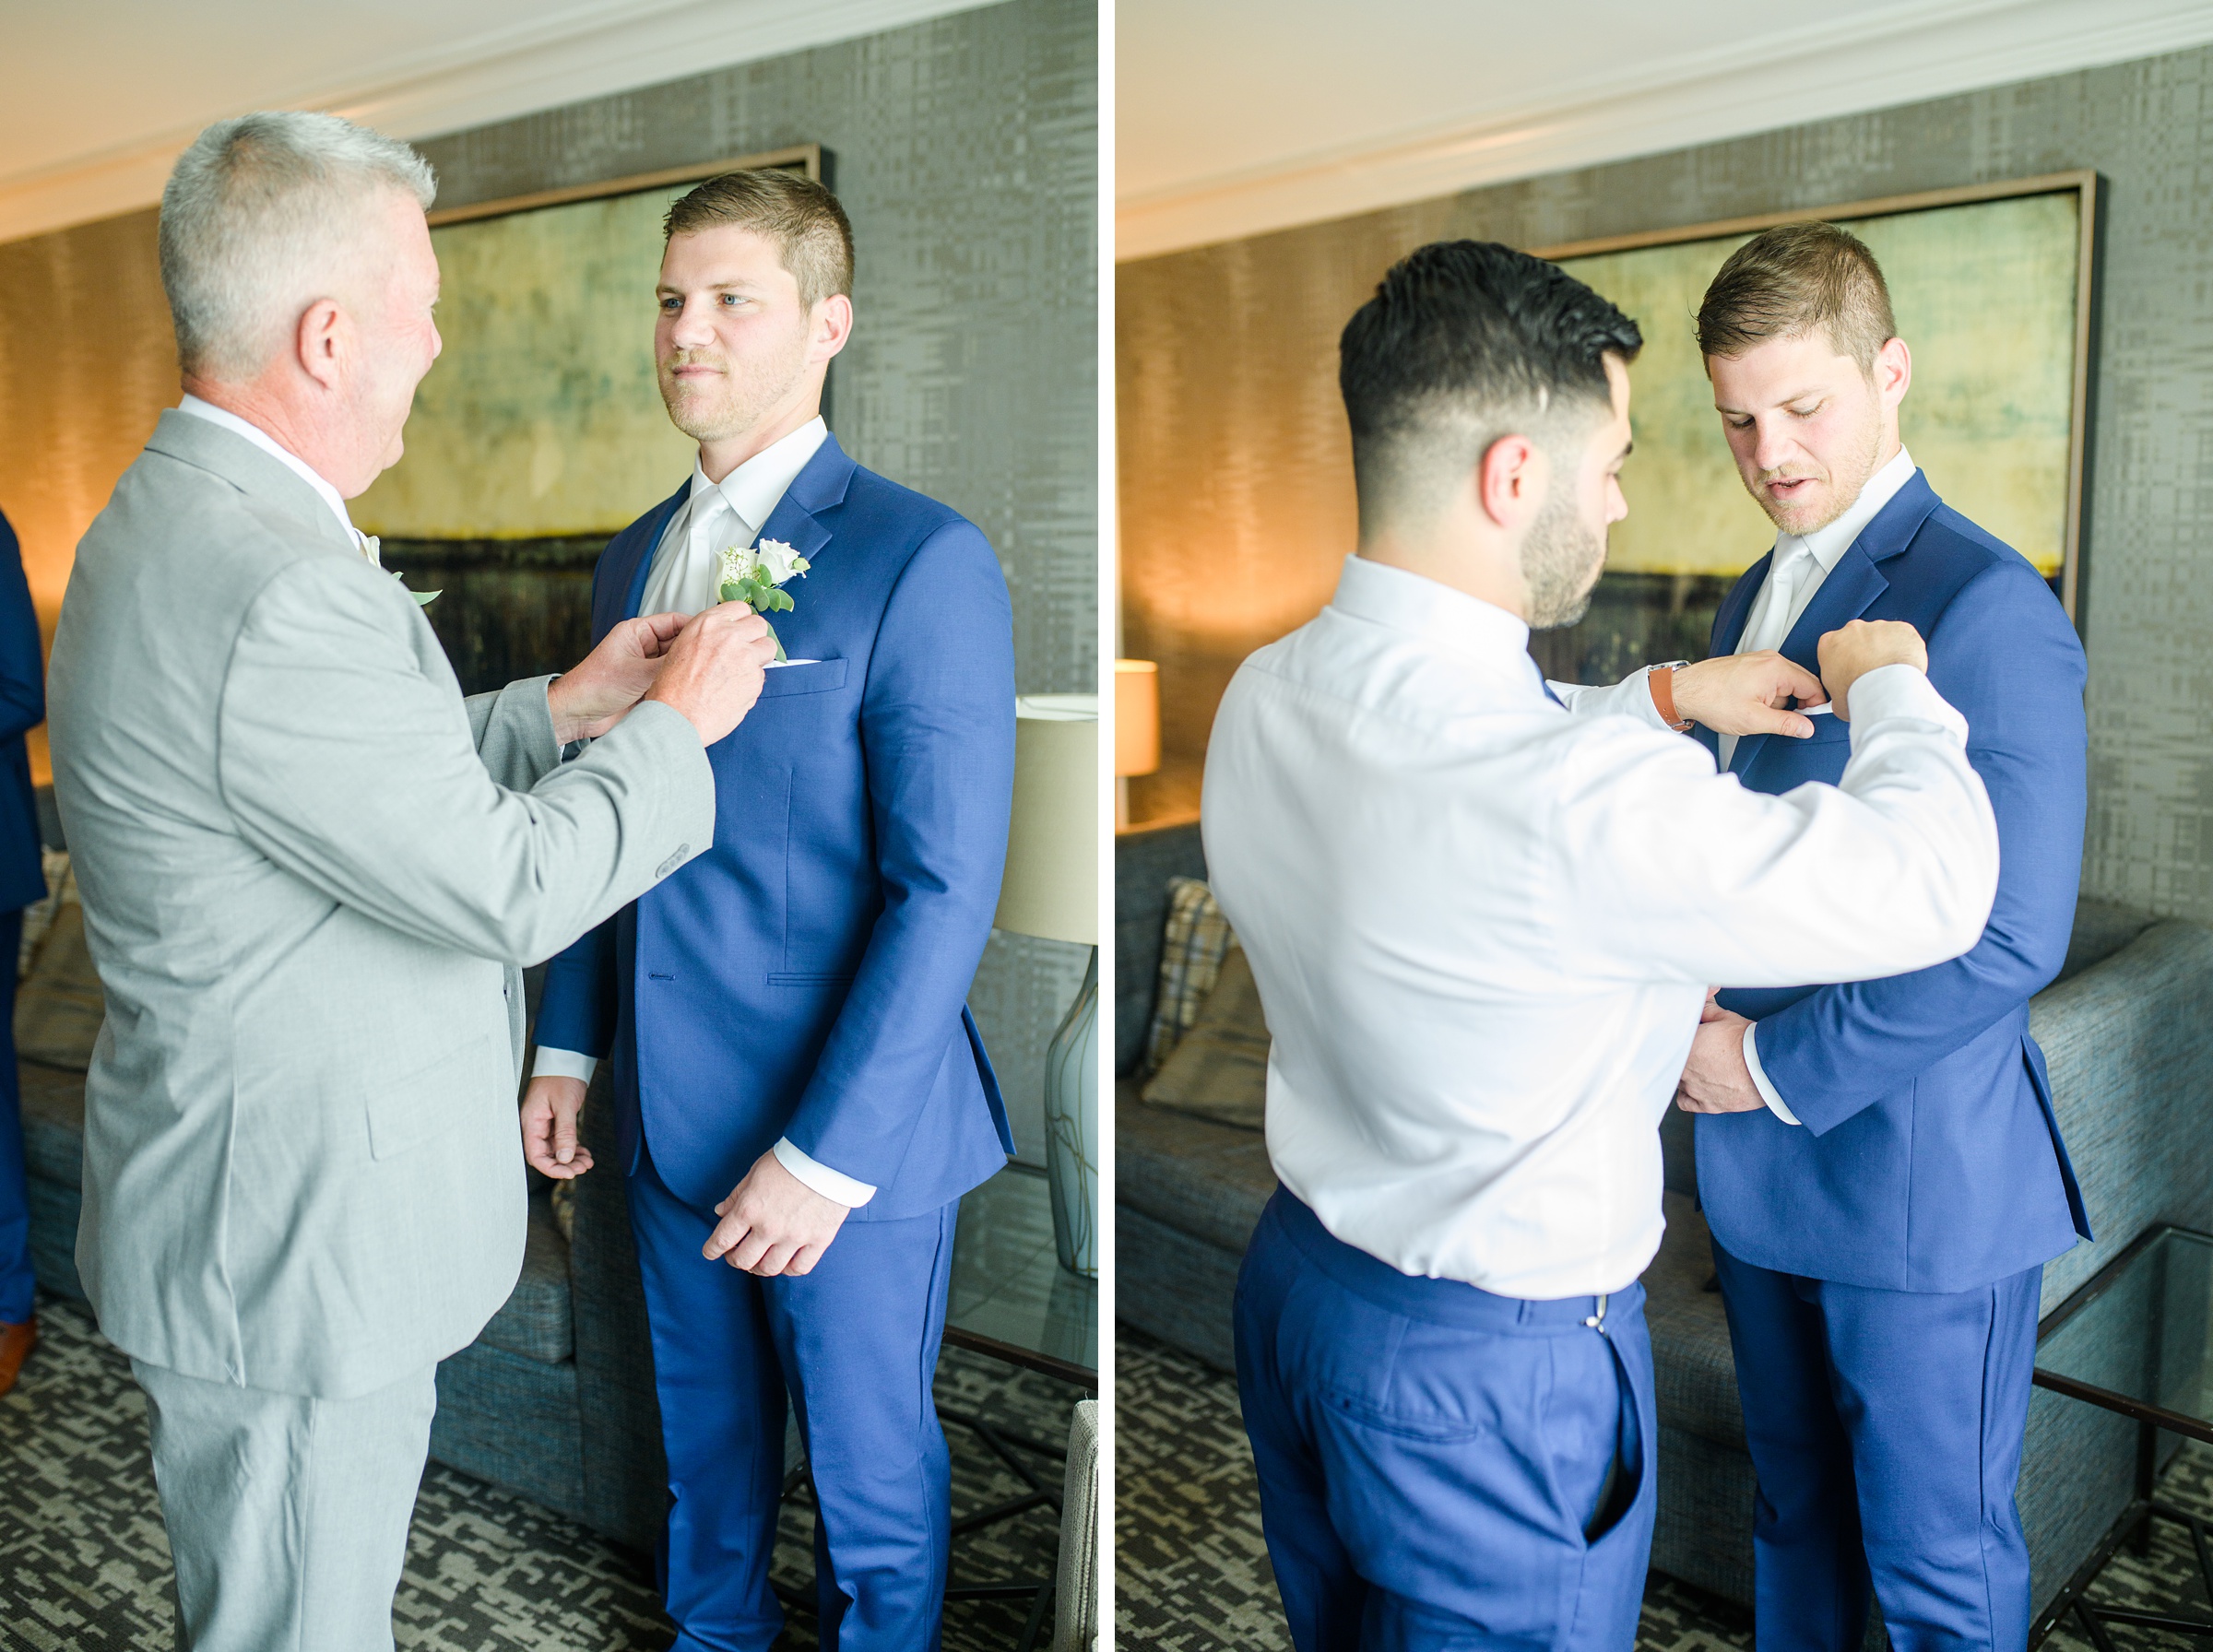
[416,0,1097,1162]
[1121,45,2213,926]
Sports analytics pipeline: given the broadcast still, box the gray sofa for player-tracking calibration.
[18,794,672,1550]
[1116,817,2213,1614]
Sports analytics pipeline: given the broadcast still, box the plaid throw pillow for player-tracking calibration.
[1144,875,1237,1072]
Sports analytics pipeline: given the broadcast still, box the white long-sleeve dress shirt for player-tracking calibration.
[1201,554,1998,1298]
[1549,447,1920,1126]
[531,416,871,1207]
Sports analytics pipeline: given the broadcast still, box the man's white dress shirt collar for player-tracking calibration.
[175,395,359,548]
[1332,554,1536,681]
[640,417,829,619]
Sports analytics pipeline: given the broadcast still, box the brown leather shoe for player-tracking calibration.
[0,1316,37,1396]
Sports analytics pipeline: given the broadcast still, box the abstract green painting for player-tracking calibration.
[351,183,702,540]
[1557,190,2081,580]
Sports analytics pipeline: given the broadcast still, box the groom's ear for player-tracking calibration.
[809,293,855,366]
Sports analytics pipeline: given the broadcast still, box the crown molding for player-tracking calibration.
[0,0,999,248]
[1117,0,2213,263]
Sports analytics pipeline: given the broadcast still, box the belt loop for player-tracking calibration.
[1583,1292,1609,1333]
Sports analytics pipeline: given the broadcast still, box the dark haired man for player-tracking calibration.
[1205,238,2006,1648]
[1577,222,2089,1649]
[523,170,1017,1651]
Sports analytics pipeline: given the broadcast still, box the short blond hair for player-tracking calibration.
[663,170,853,308]
[1697,222,1896,372]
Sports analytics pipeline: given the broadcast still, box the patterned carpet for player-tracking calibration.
[0,1291,1082,1651]
[1114,1327,2213,1650]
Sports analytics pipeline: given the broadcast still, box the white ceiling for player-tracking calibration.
[0,0,998,246]
[1117,0,2213,259]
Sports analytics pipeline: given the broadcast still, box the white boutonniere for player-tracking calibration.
[717,537,811,660]
[361,535,438,605]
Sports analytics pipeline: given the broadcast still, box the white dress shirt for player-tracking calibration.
[175,395,361,549]
[1549,447,1920,1126]
[533,416,870,1207]
[1201,555,1997,1297]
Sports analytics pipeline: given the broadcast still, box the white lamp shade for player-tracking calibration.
[1115,661,1160,777]
[995,697,1098,946]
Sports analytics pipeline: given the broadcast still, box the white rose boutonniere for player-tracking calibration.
[716,537,811,661]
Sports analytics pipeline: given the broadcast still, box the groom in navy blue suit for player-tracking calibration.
[1664,226,2089,1647]
[523,171,1015,1651]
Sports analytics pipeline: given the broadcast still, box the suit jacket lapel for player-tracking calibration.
[751,432,856,572]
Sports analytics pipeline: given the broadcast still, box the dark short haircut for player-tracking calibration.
[1697,222,1895,371]
[1340,241,1643,533]
[663,169,853,307]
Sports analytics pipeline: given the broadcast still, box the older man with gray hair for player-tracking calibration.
[47,111,774,1650]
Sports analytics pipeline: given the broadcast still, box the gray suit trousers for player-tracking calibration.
[133,1359,437,1652]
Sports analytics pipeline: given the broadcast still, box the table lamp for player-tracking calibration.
[1114,660,1159,830]
[995,694,1099,1277]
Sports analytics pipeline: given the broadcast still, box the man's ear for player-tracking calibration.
[810,294,855,366]
[1874,335,1911,413]
[1475,434,1544,530]
[295,299,349,392]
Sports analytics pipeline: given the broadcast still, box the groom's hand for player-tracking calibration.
[1667,651,1828,738]
[547,611,692,744]
[520,1076,594,1178]
[704,1150,850,1277]
[643,602,777,747]
[1675,989,1767,1115]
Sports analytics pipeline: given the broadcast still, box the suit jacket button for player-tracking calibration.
[656,844,688,879]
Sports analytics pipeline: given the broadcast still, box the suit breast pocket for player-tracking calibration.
[755,658,851,700]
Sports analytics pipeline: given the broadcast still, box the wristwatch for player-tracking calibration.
[1646,661,1693,733]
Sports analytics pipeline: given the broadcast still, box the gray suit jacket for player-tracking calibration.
[49,410,714,1398]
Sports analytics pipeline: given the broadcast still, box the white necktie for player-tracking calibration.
[644,489,754,617]
[1719,540,1812,769]
[1741,539,1812,657]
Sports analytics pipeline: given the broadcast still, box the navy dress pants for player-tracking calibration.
[1236,1187,1657,1651]
[0,908,30,1325]
[1710,1243,2042,1652]
[627,1141,961,1652]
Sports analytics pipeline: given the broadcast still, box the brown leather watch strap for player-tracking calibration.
[1648,666,1692,733]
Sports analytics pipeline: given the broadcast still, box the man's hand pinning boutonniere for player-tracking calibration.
[717,538,810,661]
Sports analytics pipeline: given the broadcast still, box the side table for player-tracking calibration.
[2030,1224,2213,1646]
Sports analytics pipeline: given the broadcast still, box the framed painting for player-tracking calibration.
[1525,171,2101,686]
[351,144,822,690]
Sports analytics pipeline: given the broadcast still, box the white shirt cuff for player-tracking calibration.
[532,1046,598,1084]
[773,1137,878,1207]
[1842,662,1970,745]
[1548,668,1673,728]
[1742,1023,1801,1126]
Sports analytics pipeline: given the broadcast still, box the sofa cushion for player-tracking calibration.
[18,1060,85,1186]
[1642,1191,1744,1450]
[1142,946,1268,1129]
[1116,1079,1274,1258]
[16,902,101,1074]
[1115,822,1207,1076]
[471,1194,575,1364]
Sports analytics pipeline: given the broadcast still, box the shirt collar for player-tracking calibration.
[1330,555,1538,684]
[688,416,829,536]
[1784,445,1917,574]
[175,395,356,544]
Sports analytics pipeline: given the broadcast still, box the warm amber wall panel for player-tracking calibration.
[0,207,179,781]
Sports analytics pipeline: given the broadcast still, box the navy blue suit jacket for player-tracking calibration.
[0,511,44,914]
[535,436,1017,1218]
[1694,471,2091,1293]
